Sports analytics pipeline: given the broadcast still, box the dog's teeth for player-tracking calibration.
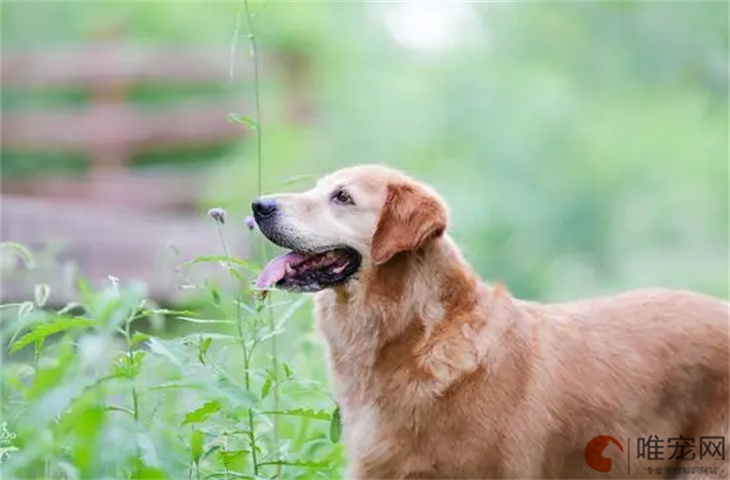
[285,264,296,276]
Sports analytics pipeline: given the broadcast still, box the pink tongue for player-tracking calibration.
[255,252,306,289]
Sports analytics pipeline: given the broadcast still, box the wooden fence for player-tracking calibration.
[1,42,308,304]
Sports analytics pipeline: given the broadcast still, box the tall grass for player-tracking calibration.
[0,5,344,479]
[1,243,343,479]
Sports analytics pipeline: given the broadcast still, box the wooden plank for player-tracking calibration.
[1,45,255,89]
[1,101,248,153]
[2,170,205,211]
[1,195,254,305]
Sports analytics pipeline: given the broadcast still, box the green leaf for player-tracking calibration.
[275,297,309,329]
[227,267,248,284]
[260,376,273,399]
[255,299,266,312]
[210,287,221,306]
[34,338,44,360]
[329,405,342,443]
[257,327,284,343]
[71,406,105,474]
[133,308,197,319]
[26,339,76,398]
[10,317,96,353]
[235,300,260,316]
[191,429,204,465]
[201,471,253,480]
[140,382,200,394]
[3,363,32,394]
[200,337,212,355]
[226,112,259,130]
[282,362,293,378]
[198,336,213,364]
[147,337,184,368]
[34,283,51,307]
[103,406,135,416]
[131,332,151,346]
[182,400,221,425]
[182,332,246,343]
[211,378,257,409]
[114,350,146,378]
[258,460,331,469]
[176,317,235,325]
[218,449,250,467]
[76,277,95,311]
[131,350,146,367]
[131,459,169,480]
[5,304,42,349]
[181,255,260,273]
[261,408,331,421]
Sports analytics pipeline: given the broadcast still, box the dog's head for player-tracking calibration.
[252,165,448,292]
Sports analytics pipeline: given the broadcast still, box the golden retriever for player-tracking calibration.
[252,165,729,479]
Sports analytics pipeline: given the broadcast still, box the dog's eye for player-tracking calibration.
[331,188,355,206]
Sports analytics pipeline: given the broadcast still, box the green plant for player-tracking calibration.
[1,232,344,479]
[1,3,344,478]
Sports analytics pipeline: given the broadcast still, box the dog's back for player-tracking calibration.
[514,289,729,478]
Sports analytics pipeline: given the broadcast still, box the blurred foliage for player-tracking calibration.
[1,240,343,479]
[2,0,727,299]
[234,0,729,301]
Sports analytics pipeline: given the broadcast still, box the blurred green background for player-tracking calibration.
[2,0,728,300]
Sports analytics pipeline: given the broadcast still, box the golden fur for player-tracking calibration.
[265,165,729,479]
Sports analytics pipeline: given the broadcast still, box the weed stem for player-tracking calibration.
[243,1,281,476]
[215,221,260,476]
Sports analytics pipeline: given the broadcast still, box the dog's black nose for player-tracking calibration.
[252,197,277,219]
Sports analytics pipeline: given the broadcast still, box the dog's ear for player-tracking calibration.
[371,183,447,265]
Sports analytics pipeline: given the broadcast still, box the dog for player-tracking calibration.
[252,165,729,479]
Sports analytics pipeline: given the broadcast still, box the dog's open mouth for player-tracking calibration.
[255,247,361,292]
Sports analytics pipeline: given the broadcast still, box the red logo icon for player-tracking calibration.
[585,436,624,472]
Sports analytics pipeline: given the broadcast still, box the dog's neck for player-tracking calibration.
[314,235,513,405]
[329,234,480,334]
[368,236,481,334]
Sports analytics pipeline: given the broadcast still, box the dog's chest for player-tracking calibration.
[342,397,505,479]
[343,400,434,475]
[313,294,511,478]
